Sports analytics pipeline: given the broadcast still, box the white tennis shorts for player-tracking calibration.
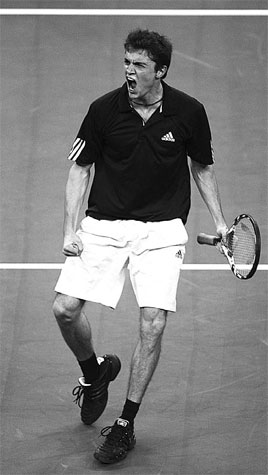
[55,217,188,312]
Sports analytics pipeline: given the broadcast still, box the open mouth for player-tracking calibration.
[126,77,137,93]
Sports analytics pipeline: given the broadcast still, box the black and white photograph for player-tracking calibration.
[1,2,267,474]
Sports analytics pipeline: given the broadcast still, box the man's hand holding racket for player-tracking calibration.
[197,214,261,279]
[63,232,83,257]
[215,223,229,253]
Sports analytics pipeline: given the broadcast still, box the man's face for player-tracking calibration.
[124,49,160,101]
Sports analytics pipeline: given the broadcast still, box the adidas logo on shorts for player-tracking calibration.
[161,131,175,142]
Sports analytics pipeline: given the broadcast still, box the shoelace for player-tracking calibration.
[72,385,84,408]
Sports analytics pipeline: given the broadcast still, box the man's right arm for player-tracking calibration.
[62,162,92,256]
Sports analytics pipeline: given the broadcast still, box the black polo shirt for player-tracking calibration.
[68,81,214,223]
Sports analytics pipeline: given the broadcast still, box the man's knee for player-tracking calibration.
[52,293,84,325]
[140,307,168,340]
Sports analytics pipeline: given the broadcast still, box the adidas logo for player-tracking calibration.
[161,131,175,142]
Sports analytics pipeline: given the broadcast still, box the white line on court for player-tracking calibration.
[0,9,267,16]
[0,264,267,270]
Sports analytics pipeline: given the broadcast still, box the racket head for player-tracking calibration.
[225,214,261,279]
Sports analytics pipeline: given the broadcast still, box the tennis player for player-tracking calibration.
[53,29,228,464]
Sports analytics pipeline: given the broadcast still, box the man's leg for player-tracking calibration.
[126,307,167,403]
[119,307,167,424]
[94,307,167,464]
[53,292,94,360]
[52,293,121,425]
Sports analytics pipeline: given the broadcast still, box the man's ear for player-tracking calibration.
[155,65,167,78]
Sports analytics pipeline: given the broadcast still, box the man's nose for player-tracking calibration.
[126,62,135,74]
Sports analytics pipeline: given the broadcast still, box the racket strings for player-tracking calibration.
[228,220,256,276]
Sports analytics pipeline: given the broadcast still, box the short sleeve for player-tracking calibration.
[187,104,214,165]
[67,104,102,166]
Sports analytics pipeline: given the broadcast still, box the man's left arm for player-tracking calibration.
[190,159,228,241]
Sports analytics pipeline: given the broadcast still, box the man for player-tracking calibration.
[53,29,228,464]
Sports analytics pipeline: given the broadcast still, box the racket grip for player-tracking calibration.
[197,233,221,246]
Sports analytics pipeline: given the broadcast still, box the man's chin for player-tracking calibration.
[128,89,137,98]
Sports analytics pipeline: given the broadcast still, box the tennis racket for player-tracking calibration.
[197,214,261,279]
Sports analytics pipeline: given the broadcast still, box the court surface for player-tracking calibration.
[1,3,267,475]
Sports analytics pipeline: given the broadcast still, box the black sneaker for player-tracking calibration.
[72,354,121,425]
[94,418,136,464]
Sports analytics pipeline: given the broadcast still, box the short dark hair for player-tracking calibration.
[124,29,173,79]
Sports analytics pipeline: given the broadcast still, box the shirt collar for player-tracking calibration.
[119,81,178,116]
[119,83,132,112]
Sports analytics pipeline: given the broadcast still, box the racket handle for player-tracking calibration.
[197,233,221,246]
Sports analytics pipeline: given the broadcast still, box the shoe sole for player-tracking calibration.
[81,354,121,425]
[94,439,136,464]
[105,354,121,381]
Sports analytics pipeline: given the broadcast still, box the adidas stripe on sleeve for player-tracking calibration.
[67,138,86,162]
